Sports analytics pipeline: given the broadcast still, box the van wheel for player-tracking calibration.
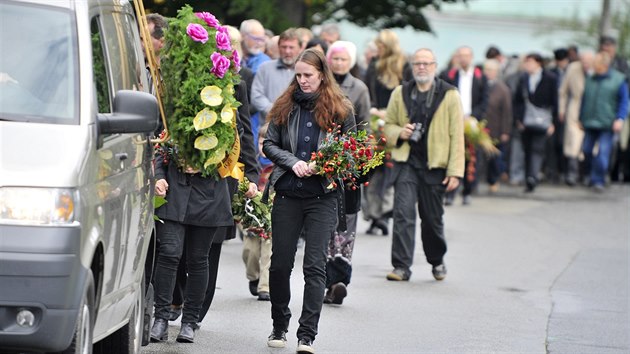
[59,271,95,354]
[93,273,144,354]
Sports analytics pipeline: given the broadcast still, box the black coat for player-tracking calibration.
[513,70,559,127]
[263,105,356,191]
[440,67,489,119]
[263,104,356,230]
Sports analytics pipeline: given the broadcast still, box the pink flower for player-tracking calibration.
[216,25,228,34]
[232,49,241,72]
[215,31,232,51]
[195,12,219,28]
[211,52,231,78]
[186,23,208,43]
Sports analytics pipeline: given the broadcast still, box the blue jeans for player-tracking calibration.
[582,129,614,187]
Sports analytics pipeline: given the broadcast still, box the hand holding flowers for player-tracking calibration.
[232,178,273,240]
[308,124,385,190]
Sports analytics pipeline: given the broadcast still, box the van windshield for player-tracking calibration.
[0,2,78,124]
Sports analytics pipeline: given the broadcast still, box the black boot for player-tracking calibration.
[176,322,197,343]
[365,220,378,235]
[150,318,168,342]
[375,218,388,235]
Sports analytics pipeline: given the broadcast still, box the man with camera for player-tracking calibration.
[383,48,465,281]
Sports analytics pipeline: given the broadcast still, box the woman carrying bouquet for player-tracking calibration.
[263,48,355,353]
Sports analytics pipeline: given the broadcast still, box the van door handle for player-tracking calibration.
[115,153,128,161]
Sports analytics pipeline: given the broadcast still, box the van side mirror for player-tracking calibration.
[98,90,159,134]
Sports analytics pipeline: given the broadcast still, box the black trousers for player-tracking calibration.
[269,193,337,342]
[153,220,216,323]
[391,163,447,273]
[522,129,548,185]
[169,240,223,323]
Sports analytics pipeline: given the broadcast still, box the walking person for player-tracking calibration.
[323,40,371,305]
[440,46,488,205]
[580,51,629,192]
[482,58,512,192]
[383,48,465,282]
[263,48,355,353]
[150,160,232,344]
[514,53,558,193]
[558,51,594,186]
[363,29,413,235]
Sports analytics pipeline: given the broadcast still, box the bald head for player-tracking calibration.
[240,19,266,56]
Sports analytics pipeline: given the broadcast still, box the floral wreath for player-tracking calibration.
[157,5,241,177]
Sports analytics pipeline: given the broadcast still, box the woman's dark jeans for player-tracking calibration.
[153,220,216,323]
[269,193,337,342]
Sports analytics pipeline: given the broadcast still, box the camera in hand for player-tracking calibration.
[409,122,426,143]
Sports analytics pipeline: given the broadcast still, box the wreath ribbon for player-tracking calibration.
[244,198,264,228]
[217,110,244,181]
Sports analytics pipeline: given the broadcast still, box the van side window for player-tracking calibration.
[99,12,145,93]
[91,11,146,115]
[91,17,111,114]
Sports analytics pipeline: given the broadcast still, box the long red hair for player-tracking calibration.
[267,48,353,129]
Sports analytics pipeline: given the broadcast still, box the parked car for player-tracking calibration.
[0,0,158,352]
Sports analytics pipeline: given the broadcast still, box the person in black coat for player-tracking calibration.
[150,81,259,344]
[513,53,558,192]
[263,49,355,353]
[440,46,489,205]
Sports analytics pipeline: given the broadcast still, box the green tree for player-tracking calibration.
[142,0,467,34]
[544,0,629,58]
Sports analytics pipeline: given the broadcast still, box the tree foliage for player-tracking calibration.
[313,0,466,32]
[142,0,467,34]
[543,0,630,58]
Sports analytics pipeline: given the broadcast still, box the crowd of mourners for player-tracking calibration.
[143,13,629,353]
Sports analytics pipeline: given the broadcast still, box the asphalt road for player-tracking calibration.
[142,183,629,354]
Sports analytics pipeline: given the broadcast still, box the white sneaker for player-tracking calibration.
[267,329,287,348]
[297,338,315,353]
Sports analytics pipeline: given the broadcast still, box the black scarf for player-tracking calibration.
[292,88,319,111]
[334,73,348,85]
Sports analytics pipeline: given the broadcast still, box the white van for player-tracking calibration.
[0,0,158,353]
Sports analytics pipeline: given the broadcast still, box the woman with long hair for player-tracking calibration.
[263,48,355,354]
[363,29,413,235]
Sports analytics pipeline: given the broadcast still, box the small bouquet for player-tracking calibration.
[369,114,387,151]
[157,5,242,177]
[464,116,499,158]
[232,178,273,240]
[463,116,499,183]
[308,124,385,190]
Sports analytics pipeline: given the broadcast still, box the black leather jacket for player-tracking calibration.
[263,104,356,192]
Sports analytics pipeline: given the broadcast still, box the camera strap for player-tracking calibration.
[402,78,442,127]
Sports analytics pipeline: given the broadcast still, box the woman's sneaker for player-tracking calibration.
[267,329,287,348]
[432,264,447,281]
[297,338,315,353]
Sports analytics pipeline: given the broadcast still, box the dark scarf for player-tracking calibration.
[292,88,319,111]
[334,73,348,86]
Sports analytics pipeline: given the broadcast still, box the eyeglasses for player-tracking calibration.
[246,33,266,43]
[411,61,436,68]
